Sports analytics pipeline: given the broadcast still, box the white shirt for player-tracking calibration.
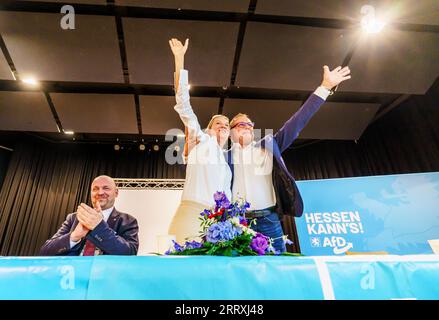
[232,86,330,210]
[232,142,276,210]
[174,69,232,207]
[69,206,114,249]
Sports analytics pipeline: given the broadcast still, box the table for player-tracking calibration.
[0,255,438,299]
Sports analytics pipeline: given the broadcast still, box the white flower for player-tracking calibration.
[231,217,240,226]
[242,226,256,236]
[282,235,293,245]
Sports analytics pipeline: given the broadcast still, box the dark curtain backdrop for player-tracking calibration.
[0,148,11,192]
[0,142,185,256]
[1,84,438,255]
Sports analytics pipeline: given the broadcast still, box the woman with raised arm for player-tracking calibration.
[168,38,232,243]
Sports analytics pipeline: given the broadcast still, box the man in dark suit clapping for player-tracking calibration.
[40,175,139,256]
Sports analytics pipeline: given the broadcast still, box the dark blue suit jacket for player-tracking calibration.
[40,208,139,256]
[227,93,325,218]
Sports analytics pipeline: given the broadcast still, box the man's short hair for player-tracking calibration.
[230,113,252,129]
[92,175,117,188]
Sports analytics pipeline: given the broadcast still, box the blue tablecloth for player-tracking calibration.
[0,255,438,300]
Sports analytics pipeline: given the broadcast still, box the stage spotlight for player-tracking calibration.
[139,144,146,151]
[361,5,385,34]
[114,144,121,151]
[362,19,385,34]
[153,144,160,152]
[22,77,39,86]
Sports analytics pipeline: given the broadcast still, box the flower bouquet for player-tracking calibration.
[166,192,300,256]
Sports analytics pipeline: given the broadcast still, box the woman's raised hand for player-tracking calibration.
[169,38,189,58]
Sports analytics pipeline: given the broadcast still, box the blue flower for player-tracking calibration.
[230,204,242,218]
[200,209,211,217]
[267,244,280,255]
[206,220,242,243]
[213,191,226,202]
[239,215,248,226]
[165,240,185,255]
[172,240,184,252]
[184,240,203,250]
[213,191,231,209]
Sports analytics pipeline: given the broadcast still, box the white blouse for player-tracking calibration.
[174,69,232,207]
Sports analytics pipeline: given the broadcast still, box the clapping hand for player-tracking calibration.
[70,220,89,242]
[76,200,103,231]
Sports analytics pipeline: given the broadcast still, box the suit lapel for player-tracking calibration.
[106,207,120,231]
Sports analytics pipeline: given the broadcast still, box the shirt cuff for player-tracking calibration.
[69,239,81,249]
[313,86,331,100]
[174,69,189,86]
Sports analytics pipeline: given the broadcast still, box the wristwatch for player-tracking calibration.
[328,85,338,95]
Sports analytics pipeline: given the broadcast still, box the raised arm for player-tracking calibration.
[169,38,207,144]
[169,38,188,91]
[274,65,351,153]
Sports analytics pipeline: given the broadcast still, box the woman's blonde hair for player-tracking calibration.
[183,115,230,157]
[207,114,230,129]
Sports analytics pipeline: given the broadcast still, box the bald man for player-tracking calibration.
[40,175,139,256]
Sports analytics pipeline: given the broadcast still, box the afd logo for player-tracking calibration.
[310,236,353,254]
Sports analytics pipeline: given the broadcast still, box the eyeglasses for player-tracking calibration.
[231,121,255,129]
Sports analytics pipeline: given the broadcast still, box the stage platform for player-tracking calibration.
[0,255,438,300]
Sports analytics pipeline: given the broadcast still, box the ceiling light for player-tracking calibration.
[362,19,385,34]
[114,144,121,151]
[153,144,160,152]
[21,77,39,86]
[64,130,74,135]
[139,144,146,151]
[361,5,385,34]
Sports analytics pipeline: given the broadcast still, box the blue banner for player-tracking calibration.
[0,257,92,300]
[0,256,323,300]
[86,256,323,300]
[321,255,439,300]
[295,172,439,255]
[1,256,438,300]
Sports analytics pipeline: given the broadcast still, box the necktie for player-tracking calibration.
[82,240,96,256]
